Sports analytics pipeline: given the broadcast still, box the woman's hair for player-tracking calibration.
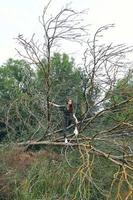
[66,99,73,112]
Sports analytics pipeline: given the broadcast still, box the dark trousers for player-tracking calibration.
[63,115,73,138]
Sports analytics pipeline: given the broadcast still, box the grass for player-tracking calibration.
[0,141,133,200]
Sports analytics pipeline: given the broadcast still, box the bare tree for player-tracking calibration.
[16,1,88,134]
[80,24,132,116]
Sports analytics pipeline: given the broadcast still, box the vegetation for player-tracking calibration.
[0,1,133,200]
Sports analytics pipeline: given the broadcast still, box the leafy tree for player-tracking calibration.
[0,58,36,99]
[103,70,133,130]
[0,58,36,141]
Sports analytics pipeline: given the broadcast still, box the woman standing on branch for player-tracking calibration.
[49,99,79,144]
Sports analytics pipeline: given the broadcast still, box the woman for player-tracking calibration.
[49,99,79,143]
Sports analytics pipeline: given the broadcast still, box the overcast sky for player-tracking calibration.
[0,0,133,65]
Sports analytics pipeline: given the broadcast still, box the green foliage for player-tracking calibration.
[103,72,133,126]
[36,53,82,102]
[0,58,34,100]
[0,58,36,141]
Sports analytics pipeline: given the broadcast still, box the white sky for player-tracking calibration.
[0,0,133,65]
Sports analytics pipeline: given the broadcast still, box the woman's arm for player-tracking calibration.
[73,113,79,124]
[49,102,62,108]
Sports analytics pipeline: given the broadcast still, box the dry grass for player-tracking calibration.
[0,146,63,200]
